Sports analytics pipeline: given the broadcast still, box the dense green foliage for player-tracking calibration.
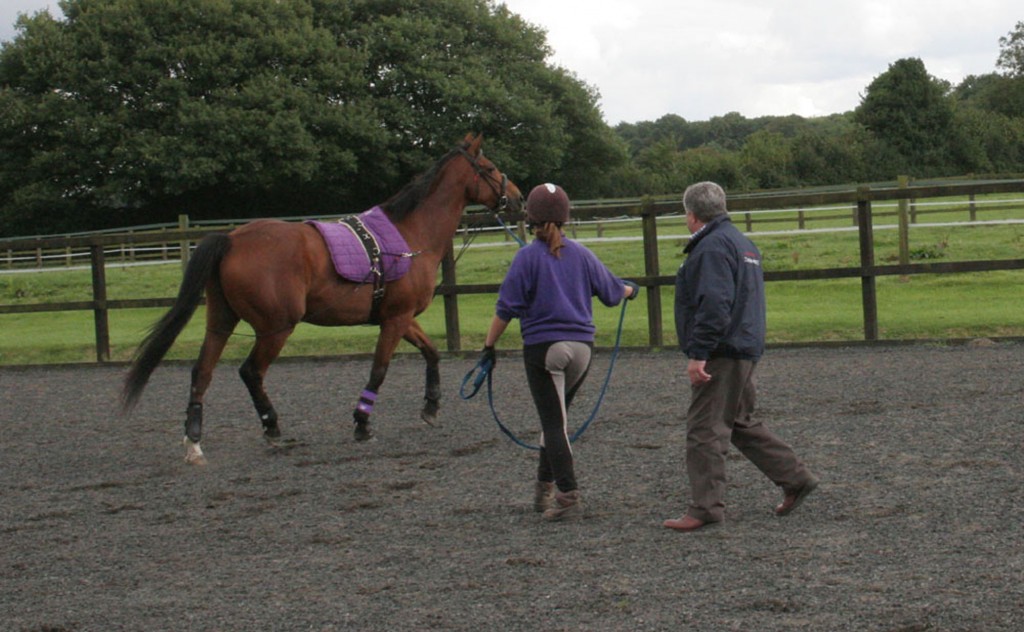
[1,4,1023,238]
[0,0,627,236]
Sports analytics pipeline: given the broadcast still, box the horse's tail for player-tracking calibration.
[121,233,232,412]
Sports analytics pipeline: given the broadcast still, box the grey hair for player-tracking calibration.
[682,181,729,222]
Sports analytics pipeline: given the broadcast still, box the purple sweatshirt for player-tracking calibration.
[495,238,626,346]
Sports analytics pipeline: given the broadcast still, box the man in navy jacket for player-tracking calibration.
[664,181,818,532]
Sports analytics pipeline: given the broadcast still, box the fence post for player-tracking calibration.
[441,246,461,352]
[898,175,910,269]
[179,214,189,274]
[90,243,111,362]
[641,199,663,346]
[857,187,878,341]
[908,177,918,223]
[969,193,977,222]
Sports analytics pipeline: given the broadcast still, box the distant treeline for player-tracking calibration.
[612,56,1024,195]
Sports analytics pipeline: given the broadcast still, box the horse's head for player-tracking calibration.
[458,133,523,214]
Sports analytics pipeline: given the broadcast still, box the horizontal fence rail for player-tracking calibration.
[2,179,1024,362]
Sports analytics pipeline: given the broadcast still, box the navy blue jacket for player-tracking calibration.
[674,215,766,361]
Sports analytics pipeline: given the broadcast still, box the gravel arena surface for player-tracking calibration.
[2,342,1022,631]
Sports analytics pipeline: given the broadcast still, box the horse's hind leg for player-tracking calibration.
[403,319,441,427]
[239,328,292,441]
[185,298,239,465]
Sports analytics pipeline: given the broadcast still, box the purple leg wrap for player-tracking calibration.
[357,389,377,415]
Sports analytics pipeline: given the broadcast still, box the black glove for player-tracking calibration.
[623,280,640,301]
[480,345,496,369]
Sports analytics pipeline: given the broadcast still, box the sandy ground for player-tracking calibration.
[2,341,1022,631]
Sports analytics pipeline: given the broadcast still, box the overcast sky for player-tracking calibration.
[2,0,1020,124]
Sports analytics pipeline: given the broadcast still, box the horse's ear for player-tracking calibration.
[465,132,483,155]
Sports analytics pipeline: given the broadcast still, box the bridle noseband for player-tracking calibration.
[459,148,511,212]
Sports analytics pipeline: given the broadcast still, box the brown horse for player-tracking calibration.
[122,134,522,464]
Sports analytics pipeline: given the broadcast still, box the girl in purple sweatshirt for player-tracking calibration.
[482,183,637,521]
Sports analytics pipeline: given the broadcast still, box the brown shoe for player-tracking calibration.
[662,515,709,532]
[775,477,819,517]
[533,481,555,513]
[542,490,582,522]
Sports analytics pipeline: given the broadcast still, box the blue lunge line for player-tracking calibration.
[493,212,527,248]
[460,298,630,450]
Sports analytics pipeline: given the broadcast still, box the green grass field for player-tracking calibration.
[2,198,1023,365]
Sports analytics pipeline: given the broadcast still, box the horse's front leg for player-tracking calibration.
[353,316,410,441]
[403,319,441,426]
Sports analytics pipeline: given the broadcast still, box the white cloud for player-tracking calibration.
[501,0,1020,123]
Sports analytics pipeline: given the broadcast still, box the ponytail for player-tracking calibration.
[533,222,564,258]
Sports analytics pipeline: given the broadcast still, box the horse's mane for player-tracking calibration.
[380,142,468,221]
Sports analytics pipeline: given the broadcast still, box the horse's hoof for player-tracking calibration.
[183,437,208,466]
[353,424,374,442]
[421,399,440,427]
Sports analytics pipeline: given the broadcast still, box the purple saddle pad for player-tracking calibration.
[307,207,413,283]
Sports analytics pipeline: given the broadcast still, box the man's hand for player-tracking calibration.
[687,359,711,386]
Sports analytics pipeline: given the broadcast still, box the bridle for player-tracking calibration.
[459,147,511,212]
[450,145,522,263]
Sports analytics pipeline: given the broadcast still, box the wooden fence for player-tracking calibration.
[3,179,1024,362]
[5,182,1022,272]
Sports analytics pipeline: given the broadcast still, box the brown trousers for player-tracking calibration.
[685,357,812,523]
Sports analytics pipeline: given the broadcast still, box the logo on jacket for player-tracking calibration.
[743,251,761,266]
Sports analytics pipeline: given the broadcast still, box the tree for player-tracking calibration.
[677,146,746,190]
[702,112,757,151]
[952,72,1024,121]
[615,114,707,158]
[0,0,624,236]
[632,137,688,193]
[330,0,624,197]
[997,20,1024,77]
[949,107,1024,173]
[854,58,955,174]
[1,0,375,234]
[738,130,794,189]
